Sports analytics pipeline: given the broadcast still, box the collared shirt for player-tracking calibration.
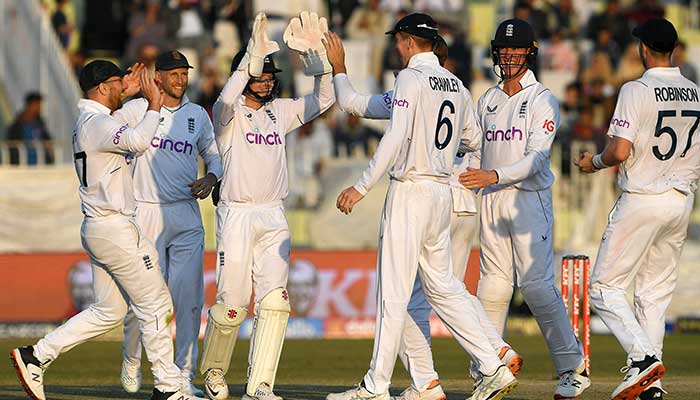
[352,52,481,196]
[608,67,700,194]
[333,72,479,214]
[114,95,222,203]
[212,62,335,205]
[477,69,559,192]
[72,99,159,217]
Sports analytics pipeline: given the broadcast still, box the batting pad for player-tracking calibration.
[246,288,291,395]
[199,303,246,375]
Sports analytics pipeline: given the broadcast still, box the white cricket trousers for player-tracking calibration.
[34,215,182,392]
[215,200,291,308]
[477,188,583,374]
[363,180,502,395]
[123,200,205,381]
[590,190,693,362]
[398,212,508,391]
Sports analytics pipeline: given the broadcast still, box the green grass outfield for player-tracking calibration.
[1,335,697,399]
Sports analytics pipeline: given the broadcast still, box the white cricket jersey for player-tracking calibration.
[113,96,222,203]
[72,99,160,217]
[213,64,335,204]
[352,52,481,195]
[607,67,700,195]
[477,69,559,192]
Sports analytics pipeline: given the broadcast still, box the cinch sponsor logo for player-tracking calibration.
[113,125,127,144]
[392,98,409,108]
[151,137,194,154]
[246,131,282,145]
[485,125,524,142]
[610,118,630,129]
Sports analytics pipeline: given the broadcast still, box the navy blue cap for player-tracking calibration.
[632,18,678,53]
[79,60,128,91]
[385,13,440,40]
[155,50,194,71]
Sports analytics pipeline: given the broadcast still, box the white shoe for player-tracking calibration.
[182,381,205,398]
[327,383,390,400]
[120,359,142,393]
[553,361,591,399]
[204,368,229,400]
[150,388,207,399]
[392,380,445,400]
[10,346,46,400]
[498,346,523,376]
[243,382,283,400]
[611,356,665,400]
[467,365,518,400]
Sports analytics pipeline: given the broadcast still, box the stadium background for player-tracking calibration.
[1,0,700,343]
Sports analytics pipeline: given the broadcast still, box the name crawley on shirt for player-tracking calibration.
[654,86,699,102]
[429,76,460,93]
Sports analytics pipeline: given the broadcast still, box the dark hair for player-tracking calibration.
[25,92,43,105]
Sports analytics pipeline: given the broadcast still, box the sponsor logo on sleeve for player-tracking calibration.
[392,98,410,108]
[609,117,630,129]
[542,119,556,133]
[112,125,128,144]
[383,92,392,105]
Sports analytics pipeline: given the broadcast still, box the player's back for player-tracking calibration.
[613,68,700,194]
[390,54,471,183]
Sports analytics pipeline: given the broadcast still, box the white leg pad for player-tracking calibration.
[246,288,290,395]
[199,303,246,375]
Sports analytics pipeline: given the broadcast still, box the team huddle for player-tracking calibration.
[8,9,698,400]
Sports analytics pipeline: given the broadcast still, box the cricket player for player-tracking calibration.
[114,50,222,397]
[199,12,334,400]
[328,13,517,400]
[323,30,522,400]
[459,19,589,399]
[9,60,205,400]
[576,18,697,400]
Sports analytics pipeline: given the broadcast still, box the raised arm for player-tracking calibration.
[280,72,336,133]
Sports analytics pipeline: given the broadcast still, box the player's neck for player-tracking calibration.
[502,71,527,96]
[244,96,264,110]
[162,95,182,108]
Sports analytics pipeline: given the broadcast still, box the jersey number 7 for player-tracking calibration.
[653,110,700,161]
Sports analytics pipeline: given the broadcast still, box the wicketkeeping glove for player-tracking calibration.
[247,12,280,77]
[283,11,332,76]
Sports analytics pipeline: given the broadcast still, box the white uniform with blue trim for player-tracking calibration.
[475,69,584,374]
[333,72,506,391]
[212,59,334,310]
[33,99,183,393]
[349,52,504,394]
[114,95,222,382]
[590,68,699,375]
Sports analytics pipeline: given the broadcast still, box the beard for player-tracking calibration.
[163,85,185,100]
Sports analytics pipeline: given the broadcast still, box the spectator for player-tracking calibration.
[346,0,390,81]
[443,25,473,87]
[614,43,645,87]
[593,27,621,68]
[586,0,631,52]
[550,0,579,39]
[542,29,578,73]
[195,61,223,118]
[173,0,213,56]
[572,106,605,151]
[581,51,614,94]
[558,82,582,176]
[6,92,53,165]
[626,0,664,26]
[124,0,175,65]
[287,119,333,208]
[51,0,73,49]
[80,0,129,58]
[514,1,549,40]
[333,114,382,157]
[674,40,697,83]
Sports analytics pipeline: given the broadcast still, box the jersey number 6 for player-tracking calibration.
[435,100,455,150]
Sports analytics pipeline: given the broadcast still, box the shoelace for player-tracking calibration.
[559,372,576,387]
[206,369,225,384]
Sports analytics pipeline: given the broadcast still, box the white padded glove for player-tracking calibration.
[283,11,332,76]
[247,12,280,77]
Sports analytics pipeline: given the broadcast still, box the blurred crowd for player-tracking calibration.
[12,0,698,206]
